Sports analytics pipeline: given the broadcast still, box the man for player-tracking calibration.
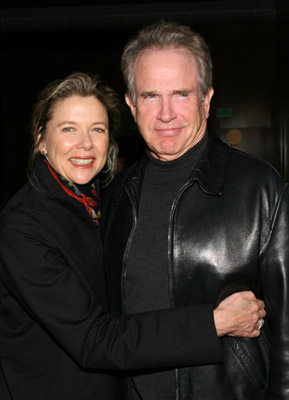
[102,20,288,399]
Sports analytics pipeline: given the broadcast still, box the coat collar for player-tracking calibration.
[115,132,230,203]
[190,133,230,196]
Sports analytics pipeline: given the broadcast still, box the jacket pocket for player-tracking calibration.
[226,324,270,393]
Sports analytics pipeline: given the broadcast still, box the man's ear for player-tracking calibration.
[125,93,137,121]
[203,88,214,118]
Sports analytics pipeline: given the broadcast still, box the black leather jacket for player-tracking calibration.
[102,134,289,400]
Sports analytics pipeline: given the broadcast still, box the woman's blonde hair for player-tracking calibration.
[28,72,119,186]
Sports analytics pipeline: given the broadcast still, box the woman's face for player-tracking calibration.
[38,95,109,185]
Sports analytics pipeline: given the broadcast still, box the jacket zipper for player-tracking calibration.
[121,187,138,315]
[168,179,195,400]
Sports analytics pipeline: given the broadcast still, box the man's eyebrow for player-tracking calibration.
[172,89,194,94]
[139,91,157,97]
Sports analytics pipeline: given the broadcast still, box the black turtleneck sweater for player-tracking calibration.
[125,134,208,400]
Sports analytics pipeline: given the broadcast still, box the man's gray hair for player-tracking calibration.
[121,20,213,105]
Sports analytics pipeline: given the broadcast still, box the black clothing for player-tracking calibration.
[102,133,289,400]
[127,138,207,400]
[0,157,222,400]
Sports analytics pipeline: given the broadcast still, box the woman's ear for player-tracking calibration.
[37,135,47,155]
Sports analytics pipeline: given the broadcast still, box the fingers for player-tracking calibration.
[226,298,266,337]
[257,319,264,330]
[250,299,266,324]
[239,318,265,338]
[214,291,266,337]
[256,300,266,320]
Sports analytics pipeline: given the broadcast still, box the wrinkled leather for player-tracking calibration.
[102,134,289,400]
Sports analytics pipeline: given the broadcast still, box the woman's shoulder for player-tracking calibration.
[0,178,65,239]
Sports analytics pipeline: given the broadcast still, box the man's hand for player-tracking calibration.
[213,291,266,337]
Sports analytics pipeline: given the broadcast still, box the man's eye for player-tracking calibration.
[144,94,156,99]
[178,92,188,97]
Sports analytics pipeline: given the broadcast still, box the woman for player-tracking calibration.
[0,72,264,400]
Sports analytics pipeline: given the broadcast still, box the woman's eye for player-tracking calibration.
[62,127,73,132]
[93,127,105,133]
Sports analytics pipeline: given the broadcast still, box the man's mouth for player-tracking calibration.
[155,123,188,135]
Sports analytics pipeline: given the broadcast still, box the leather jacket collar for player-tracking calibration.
[115,133,229,204]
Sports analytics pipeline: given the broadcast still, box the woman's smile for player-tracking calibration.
[38,95,109,184]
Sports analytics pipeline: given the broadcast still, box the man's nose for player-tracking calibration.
[157,98,177,122]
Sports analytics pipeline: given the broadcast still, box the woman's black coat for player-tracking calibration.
[0,159,221,400]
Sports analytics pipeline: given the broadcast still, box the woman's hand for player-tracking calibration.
[213,291,266,337]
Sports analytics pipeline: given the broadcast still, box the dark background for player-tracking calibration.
[0,0,288,207]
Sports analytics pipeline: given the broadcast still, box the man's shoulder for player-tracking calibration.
[210,135,282,181]
[216,145,287,203]
[228,145,282,180]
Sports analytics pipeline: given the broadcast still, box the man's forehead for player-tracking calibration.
[134,48,199,94]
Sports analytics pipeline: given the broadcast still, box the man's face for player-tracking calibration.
[126,47,214,161]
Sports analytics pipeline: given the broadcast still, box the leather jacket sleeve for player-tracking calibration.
[260,183,289,399]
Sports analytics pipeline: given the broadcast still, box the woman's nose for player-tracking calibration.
[77,130,93,149]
